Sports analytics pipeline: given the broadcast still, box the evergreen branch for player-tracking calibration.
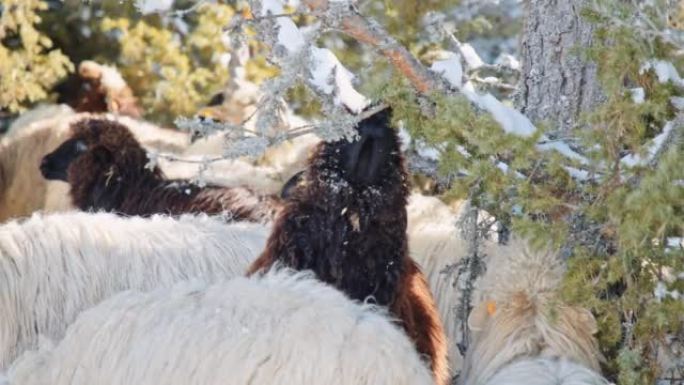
[301,0,449,94]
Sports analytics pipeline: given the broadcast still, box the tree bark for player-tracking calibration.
[517,0,604,134]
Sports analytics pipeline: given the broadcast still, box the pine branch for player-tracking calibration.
[300,0,449,94]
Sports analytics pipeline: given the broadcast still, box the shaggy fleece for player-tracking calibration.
[6,269,434,385]
[0,211,267,368]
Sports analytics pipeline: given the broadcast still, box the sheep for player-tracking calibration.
[458,238,606,385]
[5,269,435,385]
[158,154,286,196]
[5,104,74,138]
[55,60,142,118]
[0,211,268,368]
[40,118,281,221]
[406,193,469,370]
[478,358,608,385]
[0,111,189,222]
[248,107,449,385]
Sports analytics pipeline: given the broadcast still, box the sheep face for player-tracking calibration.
[331,107,399,187]
[40,138,89,181]
[40,119,154,210]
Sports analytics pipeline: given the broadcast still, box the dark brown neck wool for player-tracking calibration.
[247,108,449,385]
[65,119,279,221]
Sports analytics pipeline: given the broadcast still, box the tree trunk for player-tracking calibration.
[517,0,604,134]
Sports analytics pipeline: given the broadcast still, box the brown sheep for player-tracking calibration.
[40,118,280,221]
[56,61,142,118]
[247,107,449,385]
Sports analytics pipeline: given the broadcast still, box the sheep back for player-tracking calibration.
[7,270,435,385]
[0,211,267,368]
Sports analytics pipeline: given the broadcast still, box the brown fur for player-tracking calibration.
[42,119,280,221]
[56,61,142,118]
[247,108,449,385]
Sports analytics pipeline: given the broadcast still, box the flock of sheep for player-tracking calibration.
[0,63,609,385]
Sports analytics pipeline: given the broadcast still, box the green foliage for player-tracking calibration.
[101,4,233,124]
[377,2,683,383]
[0,0,73,112]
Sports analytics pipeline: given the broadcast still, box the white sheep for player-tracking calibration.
[481,357,608,385]
[406,193,508,373]
[6,269,435,385]
[0,211,268,368]
[458,238,606,385]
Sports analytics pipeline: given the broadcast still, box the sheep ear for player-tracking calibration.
[468,300,495,332]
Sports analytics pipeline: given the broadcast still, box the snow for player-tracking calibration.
[310,48,369,113]
[462,86,536,137]
[667,237,683,249]
[629,87,645,104]
[640,60,684,87]
[460,43,484,69]
[135,0,173,14]
[259,0,368,112]
[415,141,441,161]
[537,140,589,164]
[398,126,412,152]
[654,281,669,301]
[494,53,521,71]
[671,96,684,111]
[621,120,674,167]
[260,0,306,53]
[430,52,463,89]
[564,166,589,181]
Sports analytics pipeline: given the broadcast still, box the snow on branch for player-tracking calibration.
[295,0,591,170]
[300,0,447,94]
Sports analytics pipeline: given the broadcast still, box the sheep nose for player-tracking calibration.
[39,156,55,177]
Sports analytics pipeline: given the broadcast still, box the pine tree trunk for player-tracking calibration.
[517,0,604,134]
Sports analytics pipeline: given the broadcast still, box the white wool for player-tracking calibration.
[473,237,565,305]
[483,358,607,385]
[407,194,507,372]
[256,133,320,179]
[7,270,434,385]
[5,104,74,138]
[173,112,319,195]
[158,155,285,195]
[459,239,604,385]
[112,114,189,152]
[407,194,468,370]
[0,211,268,368]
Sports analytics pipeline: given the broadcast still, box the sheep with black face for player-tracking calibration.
[40,118,280,221]
[248,107,449,385]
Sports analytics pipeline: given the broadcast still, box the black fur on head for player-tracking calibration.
[40,118,161,212]
[258,105,410,306]
[40,137,89,182]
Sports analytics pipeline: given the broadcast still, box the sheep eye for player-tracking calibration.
[74,140,88,154]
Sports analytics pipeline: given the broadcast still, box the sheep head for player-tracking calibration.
[460,292,601,385]
[40,119,158,210]
[255,105,410,306]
